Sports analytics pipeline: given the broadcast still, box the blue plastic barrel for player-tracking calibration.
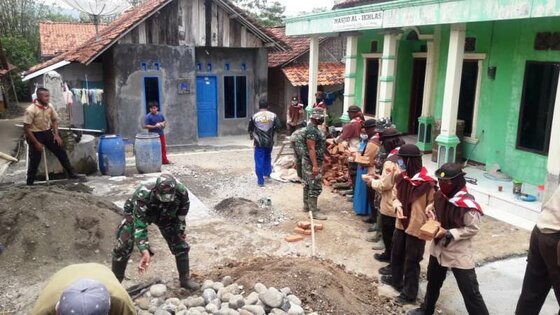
[98,135,126,176]
[135,133,162,174]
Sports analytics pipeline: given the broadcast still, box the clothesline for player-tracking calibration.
[70,88,104,106]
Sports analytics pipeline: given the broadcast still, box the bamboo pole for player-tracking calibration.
[308,211,316,257]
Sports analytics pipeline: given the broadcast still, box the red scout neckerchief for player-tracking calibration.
[401,167,437,186]
[34,100,49,110]
[387,147,400,159]
[444,187,484,214]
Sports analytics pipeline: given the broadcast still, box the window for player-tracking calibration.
[224,76,247,119]
[517,61,559,154]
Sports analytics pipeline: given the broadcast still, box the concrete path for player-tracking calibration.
[429,257,557,314]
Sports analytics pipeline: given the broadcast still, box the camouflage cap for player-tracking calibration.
[310,108,326,120]
[154,173,177,203]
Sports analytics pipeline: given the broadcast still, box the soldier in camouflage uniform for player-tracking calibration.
[111,174,200,290]
[290,126,307,179]
[302,108,327,220]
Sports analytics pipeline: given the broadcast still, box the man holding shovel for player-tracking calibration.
[23,87,79,185]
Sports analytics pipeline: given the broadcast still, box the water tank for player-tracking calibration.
[135,133,162,174]
[98,135,126,176]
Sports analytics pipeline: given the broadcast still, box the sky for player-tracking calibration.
[280,0,335,16]
[49,0,335,18]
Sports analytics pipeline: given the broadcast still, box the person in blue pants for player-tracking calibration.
[248,99,281,186]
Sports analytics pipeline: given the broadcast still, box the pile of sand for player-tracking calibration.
[0,184,122,273]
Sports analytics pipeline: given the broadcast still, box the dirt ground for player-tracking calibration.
[0,147,531,314]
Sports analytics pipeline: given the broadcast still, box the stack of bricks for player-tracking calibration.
[322,142,351,187]
[284,221,324,242]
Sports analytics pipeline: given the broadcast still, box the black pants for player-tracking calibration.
[348,161,358,190]
[381,214,396,256]
[516,227,560,315]
[422,255,489,315]
[392,229,425,299]
[27,130,74,185]
[366,186,379,220]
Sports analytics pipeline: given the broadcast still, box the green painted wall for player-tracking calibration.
[392,39,425,132]
[432,18,560,185]
[354,31,384,109]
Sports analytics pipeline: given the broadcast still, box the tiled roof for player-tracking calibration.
[0,63,15,76]
[26,0,282,76]
[39,22,106,57]
[26,0,172,75]
[282,62,345,87]
[267,27,310,67]
[332,0,394,9]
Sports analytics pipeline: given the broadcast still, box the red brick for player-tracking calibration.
[294,227,306,235]
[303,229,312,235]
[284,235,304,242]
[314,223,324,231]
[297,221,311,229]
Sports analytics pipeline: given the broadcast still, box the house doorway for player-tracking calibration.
[408,58,427,134]
[143,77,161,113]
[196,76,218,137]
[364,58,379,115]
[458,60,480,136]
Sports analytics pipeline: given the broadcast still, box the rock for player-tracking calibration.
[259,288,283,308]
[136,297,150,310]
[221,302,230,310]
[222,276,233,286]
[286,295,302,306]
[186,309,201,315]
[280,299,291,312]
[254,283,267,294]
[166,298,181,306]
[202,288,218,303]
[138,311,152,315]
[149,305,158,313]
[177,303,187,312]
[287,304,304,315]
[245,292,259,305]
[270,309,287,315]
[221,292,234,302]
[241,305,266,315]
[149,298,164,313]
[229,295,245,309]
[213,282,225,291]
[176,311,188,315]
[280,288,291,296]
[210,298,222,308]
[184,296,206,308]
[239,311,252,315]
[192,306,207,312]
[154,310,172,315]
[161,303,177,313]
[205,303,219,313]
[150,284,167,298]
[202,280,215,290]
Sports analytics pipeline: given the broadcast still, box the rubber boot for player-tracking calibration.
[303,187,310,212]
[112,258,128,282]
[308,197,327,220]
[176,255,200,290]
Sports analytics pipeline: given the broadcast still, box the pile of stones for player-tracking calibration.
[135,276,315,315]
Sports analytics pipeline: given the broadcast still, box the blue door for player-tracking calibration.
[196,76,218,137]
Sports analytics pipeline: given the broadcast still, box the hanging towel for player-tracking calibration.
[96,89,103,103]
[81,89,88,104]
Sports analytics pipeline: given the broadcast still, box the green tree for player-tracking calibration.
[232,0,286,27]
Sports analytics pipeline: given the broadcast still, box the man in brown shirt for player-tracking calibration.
[23,87,77,185]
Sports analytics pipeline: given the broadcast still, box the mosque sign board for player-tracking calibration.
[333,11,383,31]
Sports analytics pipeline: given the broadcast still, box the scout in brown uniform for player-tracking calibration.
[360,119,382,221]
[409,163,489,315]
[382,144,436,304]
[516,185,560,314]
[365,128,405,270]
[23,88,78,185]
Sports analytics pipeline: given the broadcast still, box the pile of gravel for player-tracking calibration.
[135,276,314,315]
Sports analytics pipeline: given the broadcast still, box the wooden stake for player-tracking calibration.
[43,150,49,185]
[308,211,316,257]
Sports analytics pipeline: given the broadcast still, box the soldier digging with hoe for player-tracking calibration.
[111,174,200,290]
